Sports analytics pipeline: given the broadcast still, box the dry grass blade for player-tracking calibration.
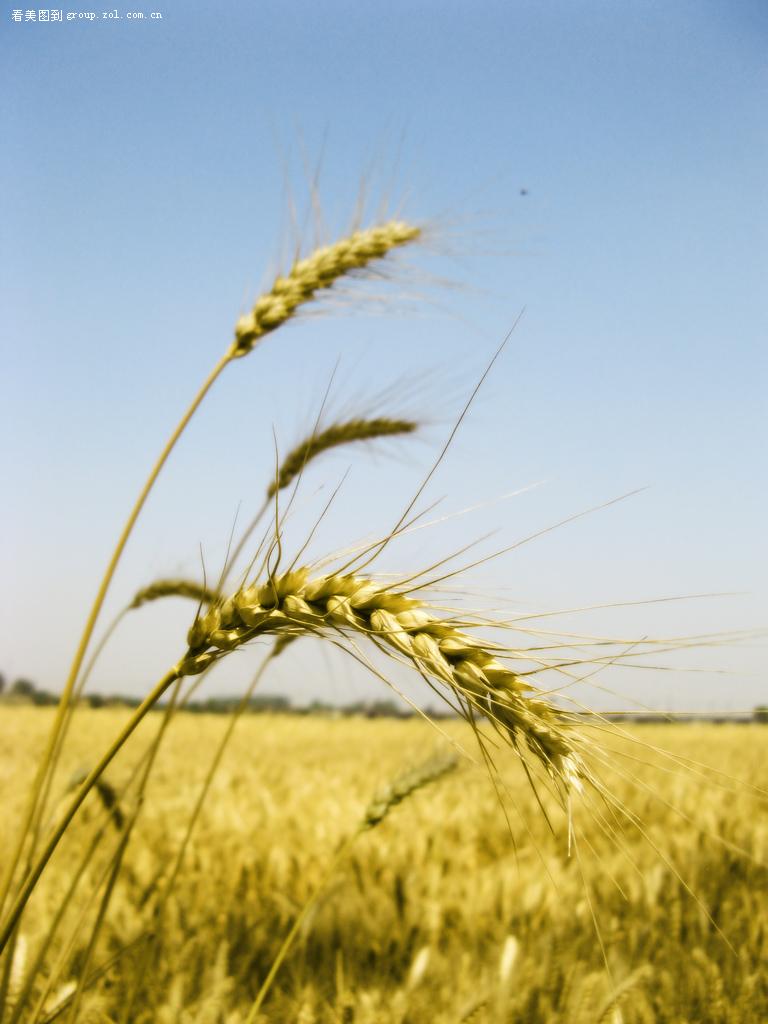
[230,220,421,357]
[267,417,418,498]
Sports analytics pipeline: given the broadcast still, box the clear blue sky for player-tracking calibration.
[1,1,766,711]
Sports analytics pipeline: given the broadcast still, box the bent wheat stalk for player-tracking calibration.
[0,218,421,928]
[118,650,279,1020]
[22,579,217,868]
[0,667,181,952]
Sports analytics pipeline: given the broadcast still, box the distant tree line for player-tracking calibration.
[0,673,445,718]
[1,672,767,722]
[0,674,58,706]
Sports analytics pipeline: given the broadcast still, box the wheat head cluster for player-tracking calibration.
[179,568,584,794]
[1,194,765,1023]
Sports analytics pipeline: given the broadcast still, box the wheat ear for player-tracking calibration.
[129,579,218,610]
[223,414,420,578]
[230,221,421,357]
[363,752,459,828]
[267,417,418,498]
[180,568,586,791]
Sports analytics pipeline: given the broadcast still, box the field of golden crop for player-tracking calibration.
[2,709,766,1023]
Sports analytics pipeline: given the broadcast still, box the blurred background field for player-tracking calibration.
[2,709,766,1023]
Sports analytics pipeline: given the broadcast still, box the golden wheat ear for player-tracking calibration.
[178,567,587,795]
[229,220,421,358]
[267,417,419,499]
[129,579,218,610]
[362,752,459,829]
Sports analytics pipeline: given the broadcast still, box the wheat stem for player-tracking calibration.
[5,818,115,1024]
[245,834,356,1023]
[24,827,137,1024]
[37,937,147,1024]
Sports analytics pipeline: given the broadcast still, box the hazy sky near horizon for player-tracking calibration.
[1,0,766,711]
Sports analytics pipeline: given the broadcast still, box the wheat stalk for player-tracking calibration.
[5,934,25,1010]
[230,221,421,358]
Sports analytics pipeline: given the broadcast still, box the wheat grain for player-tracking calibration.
[229,221,421,358]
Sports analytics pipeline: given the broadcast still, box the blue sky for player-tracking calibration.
[1,0,766,710]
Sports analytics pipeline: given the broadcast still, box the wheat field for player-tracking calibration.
[2,709,766,1023]
[2,201,764,1024]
